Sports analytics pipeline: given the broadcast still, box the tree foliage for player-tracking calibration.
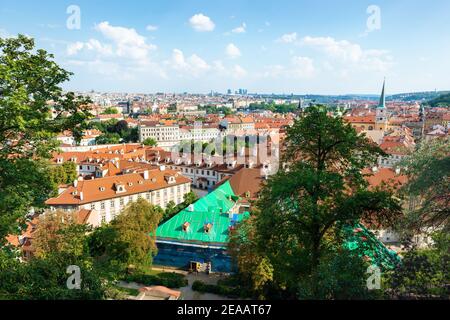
[231,106,402,299]
[400,137,449,231]
[0,35,92,243]
[143,137,157,147]
[89,199,163,269]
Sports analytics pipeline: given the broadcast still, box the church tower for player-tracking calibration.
[375,79,388,131]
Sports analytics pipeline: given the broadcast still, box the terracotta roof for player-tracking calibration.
[363,168,408,190]
[344,115,376,124]
[76,209,93,224]
[45,169,190,205]
[219,167,265,199]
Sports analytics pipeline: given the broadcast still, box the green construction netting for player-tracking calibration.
[343,223,401,269]
[156,181,250,246]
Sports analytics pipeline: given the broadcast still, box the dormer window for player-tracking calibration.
[114,183,126,194]
[128,182,133,187]
[99,187,105,192]
[164,175,176,184]
[204,223,213,233]
[182,222,190,232]
[138,180,143,185]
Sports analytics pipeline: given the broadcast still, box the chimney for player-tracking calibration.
[143,170,149,180]
[79,192,84,201]
[395,167,401,175]
[73,180,78,187]
[372,166,379,173]
[160,165,166,171]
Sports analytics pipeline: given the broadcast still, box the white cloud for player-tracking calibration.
[301,36,393,72]
[232,23,246,34]
[67,39,114,57]
[189,13,215,32]
[226,43,241,59]
[189,54,210,72]
[146,25,158,31]
[95,21,156,62]
[291,56,315,78]
[232,65,247,78]
[301,36,362,62]
[67,41,85,56]
[169,49,210,77]
[262,56,315,79]
[277,32,297,43]
[85,39,113,55]
[66,59,125,78]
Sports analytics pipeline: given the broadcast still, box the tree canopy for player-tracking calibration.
[0,35,92,245]
[89,199,163,270]
[230,105,402,299]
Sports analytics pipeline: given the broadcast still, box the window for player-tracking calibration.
[110,200,115,208]
[100,202,105,210]
[91,203,95,210]
[120,198,124,206]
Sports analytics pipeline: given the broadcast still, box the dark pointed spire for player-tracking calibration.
[378,78,386,109]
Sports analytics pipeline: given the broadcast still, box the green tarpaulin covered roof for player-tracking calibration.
[156,181,249,248]
[343,223,401,269]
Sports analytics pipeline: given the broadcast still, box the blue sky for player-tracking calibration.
[1,0,449,94]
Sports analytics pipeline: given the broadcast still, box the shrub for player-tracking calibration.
[123,272,187,288]
[192,280,242,298]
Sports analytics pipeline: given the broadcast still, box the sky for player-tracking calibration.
[1,0,450,94]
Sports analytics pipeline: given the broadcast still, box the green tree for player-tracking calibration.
[89,199,163,270]
[182,191,198,206]
[0,35,92,246]
[229,216,274,299]
[237,106,402,298]
[385,137,450,299]
[102,107,119,114]
[0,252,105,300]
[32,210,91,259]
[400,137,449,232]
[62,161,78,184]
[143,137,157,147]
[0,210,105,300]
[48,164,67,187]
[95,132,121,145]
[386,231,449,299]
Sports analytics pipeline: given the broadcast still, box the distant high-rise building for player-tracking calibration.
[227,89,232,95]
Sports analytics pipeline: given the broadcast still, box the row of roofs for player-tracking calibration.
[52,144,150,165]
[45,168,190,206]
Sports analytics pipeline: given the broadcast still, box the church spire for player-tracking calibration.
[378,78,386,109]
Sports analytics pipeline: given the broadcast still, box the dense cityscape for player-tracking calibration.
[0,1,448,314]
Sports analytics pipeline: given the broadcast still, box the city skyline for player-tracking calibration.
[1,0,450,94]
